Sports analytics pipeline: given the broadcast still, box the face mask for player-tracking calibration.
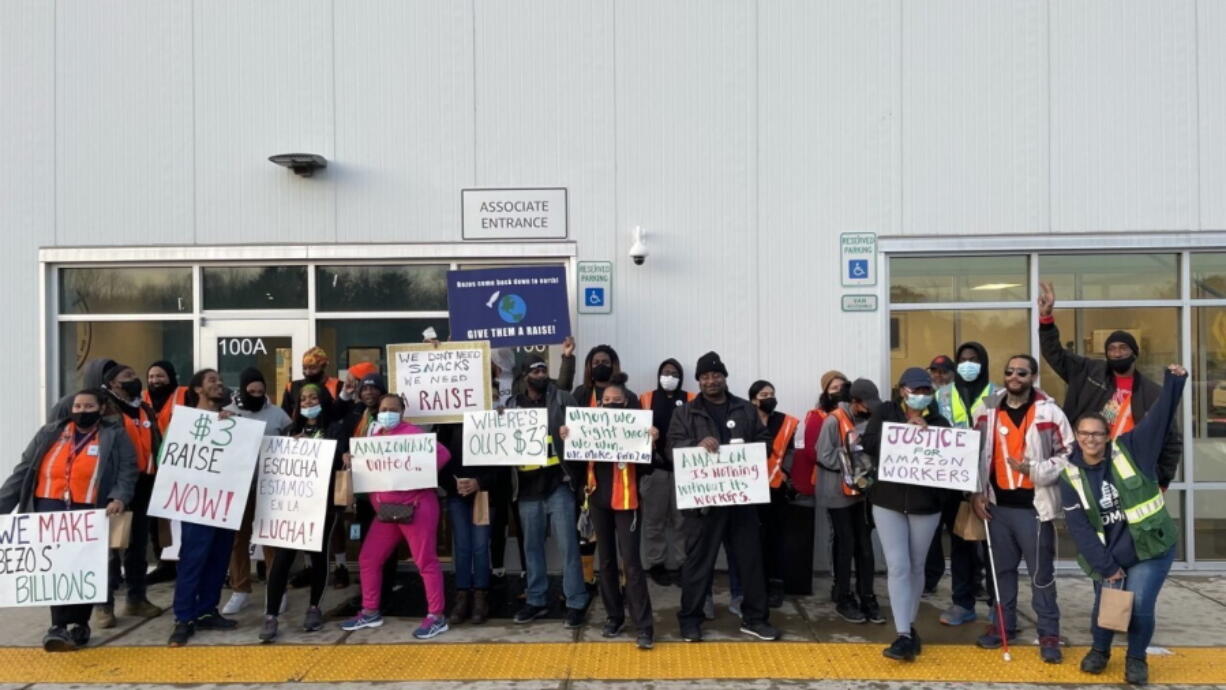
[72,410,101,429]
[120,379,143,399]
[906,393,933,411]
[527,376,549,392]
[659,375,680,392]
[838,387,852,403]
[1107,355,1136,374]
[240,393,266,412]
[592,364,613,382]
[148,381,172,396]
[758,397,778,414]
[956,361,981,382]
[301,405,322,420]
[603,401,627,409]
[377,411,401,429]
[305,371,324,383]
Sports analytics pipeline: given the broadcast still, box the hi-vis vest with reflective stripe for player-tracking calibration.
[951,384,994,428]
[1061,440,1177,578]
[586,461,638,511]
[520,435,560,472]
[767,414,800,489]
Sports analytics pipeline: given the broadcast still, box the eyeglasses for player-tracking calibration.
[1004,368,1031,377]
[1075,430,1108,439]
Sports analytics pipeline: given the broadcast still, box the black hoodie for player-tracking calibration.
[953,341,992,410]
[648,358,689,443]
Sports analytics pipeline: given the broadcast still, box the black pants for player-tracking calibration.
[757,489,789,586]
[679,505,768,626]
[590,504,652,632]
[108,473,155,605]
[265,508,338,615]
[828,502,875,600]
[35,498,96,628]
[489,471,525,572]
[925,497,983,608]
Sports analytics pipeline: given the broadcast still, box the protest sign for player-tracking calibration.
[673,443,770,510]
[388,341,491,425]
[877,422,979,492]
[350,434,439,493]
[446,266,572,348]
[0,509,108,607]
[252,436,336,552]
[562,408,653,464]
[148,406,265,529]
[462,409,549,466]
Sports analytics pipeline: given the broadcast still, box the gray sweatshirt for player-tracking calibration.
[816,402,867,510]
[223,401,293,437]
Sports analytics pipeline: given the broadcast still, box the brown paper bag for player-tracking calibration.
[1098,581,1134,632]
[472,491,491,526]
[953,501,986,541]
[334,470,354,507]
[109,511,133,550]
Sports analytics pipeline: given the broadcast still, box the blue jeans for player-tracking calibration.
[517,484,588,610]
[1090,547,1176,660]
[447,496,491,590]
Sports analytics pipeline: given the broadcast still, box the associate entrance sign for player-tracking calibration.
[673,443,770,510]
[252,436,336,552]
[462,188,567,240]
[148,406,265,529]
[0,510,108,607]
[877,422,979,492]
[388,341,491,425]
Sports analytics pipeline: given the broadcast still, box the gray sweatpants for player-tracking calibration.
[987,504,1059,638]
[873,505,942,635]
[640,469,686,570]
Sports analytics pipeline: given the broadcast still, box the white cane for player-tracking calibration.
[983,515,1012,662]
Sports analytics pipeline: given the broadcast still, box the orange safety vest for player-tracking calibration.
[1109,392,1136,440]
[143,386,188,435]
[767,414,800,489]
[586,461,638,511]
[830,408,860,496]
[993,404,1037,490]
[36,424,102,504]
[639,390,697,410]
[121,407,157,474]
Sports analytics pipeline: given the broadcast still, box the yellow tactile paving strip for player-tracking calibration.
[0,643,1223,685]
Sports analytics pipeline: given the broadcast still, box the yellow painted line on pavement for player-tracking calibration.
[0,643,1223,685]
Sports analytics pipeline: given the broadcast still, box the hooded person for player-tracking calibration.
[951,342,994,429]
[143,360,189,434]
[638,358,695,585]
[573,345,639,409]
[281,347,342,418]
[48,358,119,421]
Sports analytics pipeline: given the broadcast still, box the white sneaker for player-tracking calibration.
[280,594,288,614]
[221,592,250,615]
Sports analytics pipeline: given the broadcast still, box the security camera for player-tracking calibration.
[629,226,648,266]
[268,153,328,177]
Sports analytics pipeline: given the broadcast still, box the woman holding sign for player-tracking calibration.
[340,394,453,639]
[861,367,953,662]
[0,389,136,652]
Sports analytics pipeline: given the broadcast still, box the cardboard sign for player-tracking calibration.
[0,510,108,607]
[673,443,770,510]
[148,406,266,529]
[388,341,491,425]
[462,409,549,466]
[445,266,572,348]
[252,436,336,552]
[563,408,653,464]
[877,422,980,492]
[350,434,439,493]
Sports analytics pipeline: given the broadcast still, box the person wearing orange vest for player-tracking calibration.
[0,388,137,652]
[793,371,849,503]
[969,354,1072,664]
[560,373,660,650]
[640,358,695,587]
[144,360,189,435]
[96,363,165,627]
[281,346,342,418]
[748,380,800,609]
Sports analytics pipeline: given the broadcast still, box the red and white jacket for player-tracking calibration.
[971,387,1072,522]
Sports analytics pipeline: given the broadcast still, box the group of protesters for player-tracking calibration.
[0,283,1183,684]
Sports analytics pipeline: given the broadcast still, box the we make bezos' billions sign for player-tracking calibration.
[877,423,979,492]
[462,188,567,240]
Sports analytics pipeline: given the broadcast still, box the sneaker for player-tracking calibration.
[564,607,586,629]
[340,610,384,631]
[1080,648,1110,675]
[939,604,977,626]
[413,614,449,640]
[68,623,90,648]
[258,615,278,642]
[42,626,76,653]
[332,564,350,589]
[221,592,249,615]
[739,620,781,641]
[836,596,866,623]
[702,594,715,621]
[1125,656,1149,685]
[167,621,194,647]
[729,595,744,619]
[911,627,923,655]
[862,595,886,624]
[303,606,324,632]
[514,604,548,624]
[976,624,1017,649]
[882,634,916,661]
[601,618,625,638]
[648,565,671,587]
[195,609,238,630]
[636,631,654,650]
[1039,635,1063,664]
[680,621,703,642]
[92,605,116,629]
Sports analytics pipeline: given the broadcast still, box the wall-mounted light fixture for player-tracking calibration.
[268,153,328,177]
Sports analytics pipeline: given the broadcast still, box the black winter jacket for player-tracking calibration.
[665,394,771,470]
[861,401,955,515]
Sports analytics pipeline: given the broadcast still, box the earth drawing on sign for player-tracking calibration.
[497,294,527,323]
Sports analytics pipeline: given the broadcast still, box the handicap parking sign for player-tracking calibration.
[585,287,605,307]
[848,259,868,280]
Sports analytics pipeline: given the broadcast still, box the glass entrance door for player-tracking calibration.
[199,320,309,408]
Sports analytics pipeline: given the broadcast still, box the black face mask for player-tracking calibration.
[527,377,549,392]
[1107,355,1136,374]
[603,401,627,409]
[120,379,143,399]
[305,371,324,384]
[72,411,101,429]
[240,392,266,411]
[592,364,613,383]
[148,381,172,396]
[758,397,778,414]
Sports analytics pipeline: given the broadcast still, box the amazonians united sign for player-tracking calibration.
[445,266,572,348]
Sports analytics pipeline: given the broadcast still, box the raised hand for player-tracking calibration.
[1037,281,1056,317]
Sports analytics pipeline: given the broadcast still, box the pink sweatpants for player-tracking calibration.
[359,492,444,615]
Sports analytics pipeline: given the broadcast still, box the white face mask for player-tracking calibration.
[659,375,680,392]
[956,361,982,382]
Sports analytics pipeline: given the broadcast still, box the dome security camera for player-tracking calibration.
[629,226,648,266]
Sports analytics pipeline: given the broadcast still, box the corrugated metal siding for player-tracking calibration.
[1200,0,1226,229]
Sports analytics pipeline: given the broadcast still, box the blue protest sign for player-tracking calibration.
[446,266,572,348]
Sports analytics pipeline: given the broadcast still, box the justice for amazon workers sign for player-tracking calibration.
[388,341,491,425]
[0,510,108,607]
[563,408,653,464]
[149,407,265,529]
[877,422,980,492]
[463,409,549,466]
[350,434,439,493]
[673,443,770,510]
[252,436,336,552]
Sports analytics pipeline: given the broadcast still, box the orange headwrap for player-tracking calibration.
[302,346,329,368]
[348,361,378,381]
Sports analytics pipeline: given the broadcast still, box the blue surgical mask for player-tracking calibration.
[301,405,322,420]
[377,411,401,429]
[956,361,982,381]
[906,393,933,411]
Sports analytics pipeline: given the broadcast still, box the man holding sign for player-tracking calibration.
[969,354,1072,664]
[666,352,777,643]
